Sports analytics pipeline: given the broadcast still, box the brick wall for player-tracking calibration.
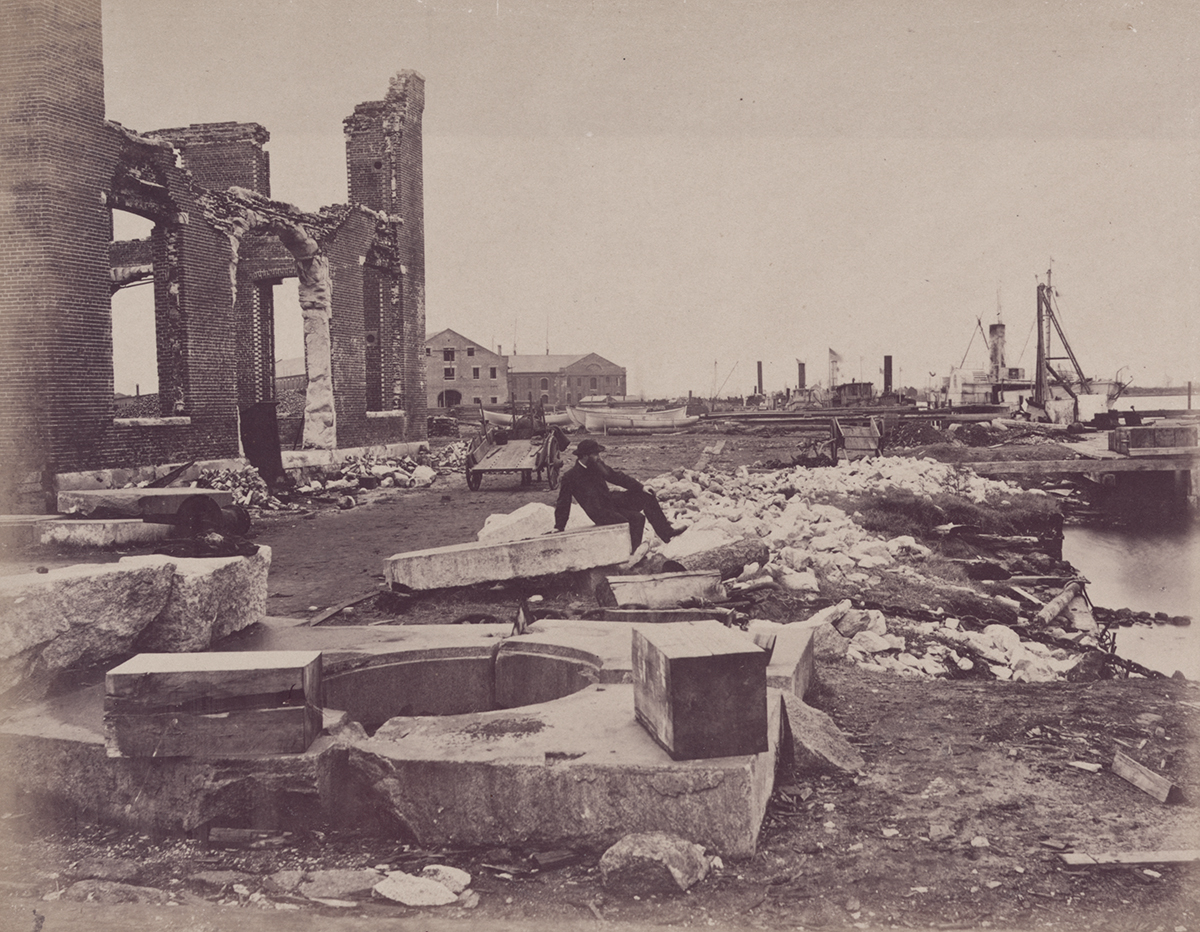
[344,72,427,441]
[149,122,271,197]
[0,3,426,509]
[0,0,246,508]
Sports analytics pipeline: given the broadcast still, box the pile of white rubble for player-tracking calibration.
[643,457,1028,593]
[480,456,1095,683]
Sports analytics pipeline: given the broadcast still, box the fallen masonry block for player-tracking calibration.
[0,561,177,700]
[350,684,781,857]
[37,518,173,549]
[600,570,725,608]
[633,620,769,760]
[119,548,272,652]
[582,607,736,625]
[780,694,865,776]
[676,538,770,580]
[57,487,233,518]
[384,524,631,591]
[105,650,323,758]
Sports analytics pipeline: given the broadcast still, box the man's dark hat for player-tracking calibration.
[575,439,606,457]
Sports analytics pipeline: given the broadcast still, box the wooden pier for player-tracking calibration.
[970,450,1200,477]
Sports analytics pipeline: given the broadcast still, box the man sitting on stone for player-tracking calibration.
[552,439,683,548]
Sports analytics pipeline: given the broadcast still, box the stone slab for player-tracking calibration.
[0,685,343,834]
[350,684,782,857]
[384,524,631,590]
[0,620,814,855]
[38,518,172,548]
[0,561,177,698]
[604,570,725,608]
[118,548,272,652]
[57,488,233,518]
[105,649,323,759]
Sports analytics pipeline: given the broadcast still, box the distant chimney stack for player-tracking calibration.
[989,324,1006,379]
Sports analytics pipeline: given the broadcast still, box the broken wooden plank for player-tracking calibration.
[1111,750,1184,804]
[1035,581,1084,626]
[1061,850,1200,867]
[308,590,380,626]
[1006,585,1046,607]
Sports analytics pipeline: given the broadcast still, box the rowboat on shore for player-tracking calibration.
[570,404,698,431]
[482,407,573,428]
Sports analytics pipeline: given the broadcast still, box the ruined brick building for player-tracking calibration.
[0,0,427,510]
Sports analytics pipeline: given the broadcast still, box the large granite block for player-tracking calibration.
[384,525,630,590]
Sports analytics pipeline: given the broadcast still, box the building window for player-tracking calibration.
[472,367,480,379]
[425,346,431,356]
[444,367,455,379]
[605,375,612,385]
[540,378,549,391]
[443,348,455,362]
[567,392,572,404]
[590,377,597,390]
[472,396,481,404]
[489,367,497,379]
[467,347,475,357]
[490,396,497,404]
[541,394,549,405]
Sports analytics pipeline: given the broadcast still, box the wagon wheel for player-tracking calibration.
[465,453,482,491]
[547,461,562,490]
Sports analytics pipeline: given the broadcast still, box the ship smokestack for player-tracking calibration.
[883,356,893,395]
[989,324,1006,379]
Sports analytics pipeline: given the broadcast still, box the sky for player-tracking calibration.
[102,0,1198,399]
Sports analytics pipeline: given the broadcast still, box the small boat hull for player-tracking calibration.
[575,405,698,431]
[482,408,572,427]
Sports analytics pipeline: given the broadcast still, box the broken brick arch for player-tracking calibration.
[0,0,426,511]
[204,189,391,451]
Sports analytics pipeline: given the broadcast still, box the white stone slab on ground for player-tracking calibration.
[384,524,631,590]
[57,487,233,518]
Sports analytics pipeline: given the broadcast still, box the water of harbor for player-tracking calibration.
[1063,523,1200,680]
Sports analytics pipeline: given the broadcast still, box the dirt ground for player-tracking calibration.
[2,428,1198,931]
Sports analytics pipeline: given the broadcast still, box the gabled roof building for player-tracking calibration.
[423,329,507,408]
[508,352,626,407]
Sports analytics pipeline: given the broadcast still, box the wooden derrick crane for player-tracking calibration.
[1032,267,1091,408]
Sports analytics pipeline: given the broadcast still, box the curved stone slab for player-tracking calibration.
[350,684,782,857]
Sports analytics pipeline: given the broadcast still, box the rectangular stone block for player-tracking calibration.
[633,620,769,761]
[57,487,233,518]
[602,570,725,608]
[105,650,323,758]
[384,524,631,591]
[1109,423,1198,454]
[584,607,737,625]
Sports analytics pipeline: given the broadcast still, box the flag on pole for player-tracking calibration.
[828,348,842,363]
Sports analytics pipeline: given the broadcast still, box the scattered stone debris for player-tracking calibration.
[599,832,712,894]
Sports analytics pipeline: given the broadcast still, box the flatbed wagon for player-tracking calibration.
[464,405,569,490]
